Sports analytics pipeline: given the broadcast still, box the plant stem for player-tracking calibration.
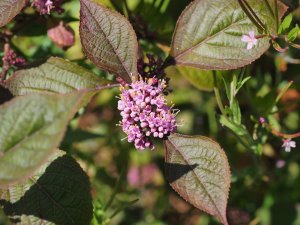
[275,81,293,103]
[162,55,175,69]
[213,71,226,115]
[0,43,10,85]
[103,168,125,211]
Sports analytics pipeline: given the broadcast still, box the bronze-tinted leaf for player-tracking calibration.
[0,0,25,27]
[0,91,94,188]
[171,0,287,70]
[6,57,109,95]
[80,0,138,83]
[164,133,231,225]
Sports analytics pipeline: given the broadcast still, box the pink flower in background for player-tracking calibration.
[127,164,160,187]
[48,22,75,49]
[282,138,296,152]
[259,117,266,124]
[241,31,258,50]
[276,160,286,168]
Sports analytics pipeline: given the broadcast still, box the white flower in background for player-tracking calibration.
[241,31,258,50]
[282,139,296,152]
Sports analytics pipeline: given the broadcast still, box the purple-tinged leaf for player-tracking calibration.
[0,0,25,27]
[164,133,231,225]
[170,0,287,70]
[6,57,111,95]
[79,0,138,83]
[0,91,95,188]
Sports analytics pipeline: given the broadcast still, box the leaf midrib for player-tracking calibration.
[2,100,75,157]
[81,0,132,80]
[30,177,75,224]
[174,12,249,61]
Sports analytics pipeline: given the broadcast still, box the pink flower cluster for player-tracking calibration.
[33,0,64,15]
[2,49,25,67]
[118,78,177,150]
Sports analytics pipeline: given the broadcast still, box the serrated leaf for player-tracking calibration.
[278,13,293,34]
[0,91,94,188]
[0,0,25,27]
[164,133,231,225]
[287,24,300,41]
[166,65,230,91]
[0,150,93,225]
[170,0,287,70]
[79,0,138,83]
[6,57,109,95]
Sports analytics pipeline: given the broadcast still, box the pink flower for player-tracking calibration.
[33,0,64,15]
[118,78,177,150]
[259,117,265,124]
[45,0,54,14]
[276,160,286,168]
[2,48,25,67]
[127,164,160,187]
[282,139,296,152]
[241,31,258,50]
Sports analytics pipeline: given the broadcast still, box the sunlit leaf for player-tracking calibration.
[170,0,287,70]
[7,57,110,95]
[80,0,138,83]
[287,24,300,41]
[164,133,231,225]
[0,150,93,225]
[0,0,25,27]
[278,13,293,34]
[166,65,230,91]
[0,91,94,187]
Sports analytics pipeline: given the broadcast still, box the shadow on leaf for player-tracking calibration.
[165,162,198,183]
[0,155,93,225]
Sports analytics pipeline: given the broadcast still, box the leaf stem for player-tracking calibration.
[275,81,293,103]
[264,122,300,139]
[162,55,175,69]
[103,168,125,211]
[213,71,226,115]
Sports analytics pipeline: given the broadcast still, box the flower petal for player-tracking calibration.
[249,31,255,38]
[241,35,251,42]
[290,141,296,148]
[247,42,254,50]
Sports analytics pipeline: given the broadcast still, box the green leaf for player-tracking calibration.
[278,13,293,34]
[170,0,287,70]
[165,65,230,91]
[6,57,110,95]
[0,0,25,27]
[230,99,242,125]
[80,0,138,83]
[0,91,93,188]
[164,133,231,225]
[287,24,300,41]
[0,150,93,225]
